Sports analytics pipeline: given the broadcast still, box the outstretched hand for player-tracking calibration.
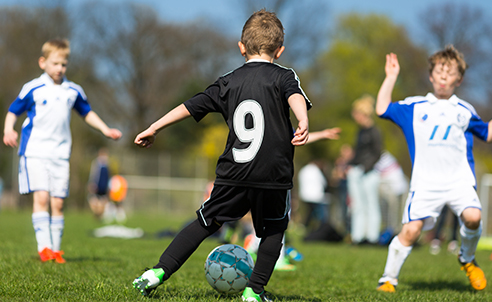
[105,128,122,140]
[319,127,341,140]
[385,53,400,78]
[134,127,156,148]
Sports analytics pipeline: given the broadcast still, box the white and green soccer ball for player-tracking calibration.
[204,244,255,294]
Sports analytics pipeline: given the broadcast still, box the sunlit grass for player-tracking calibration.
[1,210,491,301]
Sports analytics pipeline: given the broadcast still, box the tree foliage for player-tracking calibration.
[299,14,429,171]
[419,2,492,104]
[72,2,235,141]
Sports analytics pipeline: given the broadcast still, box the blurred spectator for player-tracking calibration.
[87,148,111,219]
[347,95,382,245]
[375,151,408,240]
[331,144,353,234]
[298,160,329,231]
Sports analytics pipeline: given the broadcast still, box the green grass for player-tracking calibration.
[1,210,492,301]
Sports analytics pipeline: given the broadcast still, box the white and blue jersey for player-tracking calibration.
[8,73,92,160]
[380,92,488,191]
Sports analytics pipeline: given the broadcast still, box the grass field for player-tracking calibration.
[1,210,492,301]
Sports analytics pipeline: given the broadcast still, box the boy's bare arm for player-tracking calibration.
[376,53,400,116]
[84,111,122,140]
[288,93,309,146]
[307,127,341,144]
[3,112,19,147]
[134,103,191,148]
[488,120,492,143]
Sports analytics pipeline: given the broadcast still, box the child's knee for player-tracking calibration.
[461,208,482,230]
[399,221,423,245]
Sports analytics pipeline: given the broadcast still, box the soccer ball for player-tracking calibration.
[204,244,255,294]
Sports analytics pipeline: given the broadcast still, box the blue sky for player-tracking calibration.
[110,0,492,41]
[1,0,491,41]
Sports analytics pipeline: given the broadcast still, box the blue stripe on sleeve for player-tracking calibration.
[72,90,92,116]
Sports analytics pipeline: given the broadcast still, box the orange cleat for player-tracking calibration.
[38,247,55,262]
[53,250,66,264]
[377,281,396,293]
[460,259,486,290]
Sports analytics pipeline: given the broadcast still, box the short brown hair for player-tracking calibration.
[41,38,70,59]
[428,44,467,78]
[241,9,284,56]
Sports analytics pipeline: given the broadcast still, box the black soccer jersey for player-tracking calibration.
[184,59,311,190]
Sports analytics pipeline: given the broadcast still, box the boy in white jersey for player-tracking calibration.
[375,45,492,292]
[3,39,122,263]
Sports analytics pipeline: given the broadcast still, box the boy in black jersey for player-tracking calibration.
[132,9,310,301]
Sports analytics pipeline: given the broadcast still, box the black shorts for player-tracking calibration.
[196,185,290,237]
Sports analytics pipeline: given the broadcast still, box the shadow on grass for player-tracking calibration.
[31,255,123,263]
[140,287,324,301]
[407,280,470,292]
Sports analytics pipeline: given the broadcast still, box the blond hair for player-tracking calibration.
[41,38,70,59]
[428,44,467,79]
[241,9,284,56]
[352,94,375,116]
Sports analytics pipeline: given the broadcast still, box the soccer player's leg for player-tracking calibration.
[377,221,422,292]
[32,191,55,262]
[49,158,70,263]
[133,219,221,296]
[459,207,486,290]
[50,197,66,263]
[244,189,289,301]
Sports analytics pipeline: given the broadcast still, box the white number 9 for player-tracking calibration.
[232,100,264,163]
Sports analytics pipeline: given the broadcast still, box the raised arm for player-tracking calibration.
[84,111,122,140]
[488,120,492,143]
[307,127,341,144]
[134,103,191,148]
[288,93,309,146]
[376,53,400,116]
[3,112,19,147]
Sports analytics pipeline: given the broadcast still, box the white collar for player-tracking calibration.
[41,73,69,88]
[426,92,459,106]
[246,59,271,64]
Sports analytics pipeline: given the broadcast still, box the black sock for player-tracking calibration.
[247,231,284,294]
[154,219,220,281]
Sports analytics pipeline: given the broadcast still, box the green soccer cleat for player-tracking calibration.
[132,268,165,296]
[242,287,273,302]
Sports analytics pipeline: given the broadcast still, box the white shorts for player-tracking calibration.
[18,156,70,198]
[402,186,481,231]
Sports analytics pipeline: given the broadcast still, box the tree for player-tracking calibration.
[299,13,429,171]
[240,0,329,69]
[419,3,492,104]
[72,1,236,146]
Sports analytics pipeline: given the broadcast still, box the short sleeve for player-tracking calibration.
[73,92,92,116]
[467,113,489,141]
[281,69,312,110]
[9,95,33,115]
[183,82,221,122]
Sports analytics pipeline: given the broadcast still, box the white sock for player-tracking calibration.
[459,222,482,263]
[50,215,64,252]
[379,236,413,285]
[32,212,52,252]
